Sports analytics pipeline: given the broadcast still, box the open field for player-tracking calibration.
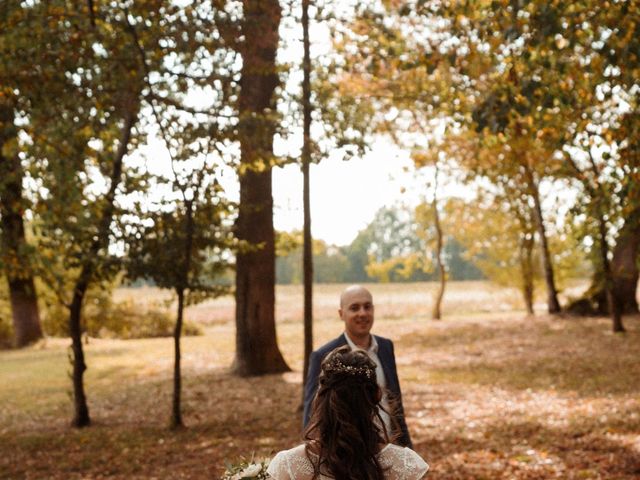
[1,282,639,479]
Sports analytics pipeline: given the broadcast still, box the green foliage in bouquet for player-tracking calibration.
[221,457,270,480]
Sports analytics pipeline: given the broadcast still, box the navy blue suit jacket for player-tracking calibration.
[302,334,412,448]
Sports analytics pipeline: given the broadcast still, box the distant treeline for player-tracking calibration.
[276,205,484,284]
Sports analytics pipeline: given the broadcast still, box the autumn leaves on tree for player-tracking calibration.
[323,0,639,331]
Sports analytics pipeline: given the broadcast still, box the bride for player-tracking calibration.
[267,346,428,479]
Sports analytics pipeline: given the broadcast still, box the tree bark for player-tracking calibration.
[563,153,637,318]
[523,162,561,313]
[518,233,535,315]
[566,209,639,315]
[611,207,640,314]
[69,275,91,427]
[69,103,136,428]
[594,208,625,332]
[171,287,184,429]
[301,0,313,388]
[171,198,195,429]
[233,0,289,376]
[431,166,446,320]
[0,100,43,347]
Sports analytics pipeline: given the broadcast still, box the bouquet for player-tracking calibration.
[221,457,270,480]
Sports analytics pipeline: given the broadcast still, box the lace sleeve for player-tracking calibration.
[380,446,429,480]
[266,451,291,480]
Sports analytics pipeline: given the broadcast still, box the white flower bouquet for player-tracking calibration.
[221,457,270,480]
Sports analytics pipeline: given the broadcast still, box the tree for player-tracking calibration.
[0,2,53,347]
[0,95,42,346]
[232,0,290,375]
[445,193,540,315]
[123,5,236,428]
[420,163,446,320]
[25,1,179,427]
[3,1,130,425]
[301,0,314,389]
[362,205,426,281]
[126,177,233,428]
[562,132,625,330]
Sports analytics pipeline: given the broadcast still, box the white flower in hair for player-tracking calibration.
[324,357,374,379]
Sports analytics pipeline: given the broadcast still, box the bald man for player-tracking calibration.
[302,285,412,448]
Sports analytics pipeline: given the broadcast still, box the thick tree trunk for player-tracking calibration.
[6,277,42,346]
[171,288,184,429]
[233,0,289,376]
[611,207,640,314]
[595,210,625,332]
[301,0,313,388]
[431,167,446,320]
[523,163,561,313]
[0,100,43,347]
[564,156,638,318]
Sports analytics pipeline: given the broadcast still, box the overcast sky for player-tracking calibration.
[271,139,425,246]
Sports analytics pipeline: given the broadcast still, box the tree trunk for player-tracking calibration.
[523,163,561,313]
[0,100,43,347]
[595,210,625,332]
[611,207,640,314]
[69,278,90,427]
[68,103,136,428]
[566,211,639,315]
[301,0,313,388]
[563,155,637,318]
[519,233,535,315]
[171,198,194,429]
[233,0,289,376]
[431,166,445,320]
[171,288,184,429]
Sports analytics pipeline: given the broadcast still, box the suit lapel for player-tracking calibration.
[375,337,398,393]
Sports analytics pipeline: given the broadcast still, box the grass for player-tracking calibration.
[1,281,639,479]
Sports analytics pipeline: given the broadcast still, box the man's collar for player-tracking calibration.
[343,332,379,354]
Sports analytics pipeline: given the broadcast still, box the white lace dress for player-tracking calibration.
[266,444,429,480]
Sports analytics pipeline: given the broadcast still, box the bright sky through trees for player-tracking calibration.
[272,138,423,246]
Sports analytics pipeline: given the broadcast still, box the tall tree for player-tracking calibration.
[301,0,314,387]
[0,96,42,347]
[232,0,290,375]
[563,135,625,331]
[126,176,233,428]
[445,192,541,314]
[0,2,51,347]
[429,164,445,320]
[123,6,236,428]
[28,1,175,427]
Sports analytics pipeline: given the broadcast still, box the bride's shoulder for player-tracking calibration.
[271,444,307,462]
[379,444,429,479]
[380,443,421,457]
[267,444,314,480]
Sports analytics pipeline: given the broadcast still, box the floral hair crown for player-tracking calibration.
[323,357,375,379]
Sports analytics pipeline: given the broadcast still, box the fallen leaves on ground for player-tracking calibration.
[1,312,639,479]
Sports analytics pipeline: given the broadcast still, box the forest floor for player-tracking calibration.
[1,282,639,479]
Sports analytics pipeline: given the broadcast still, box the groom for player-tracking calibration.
[302,285,413,448]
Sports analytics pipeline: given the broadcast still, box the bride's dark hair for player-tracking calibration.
[304,346,388,480]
